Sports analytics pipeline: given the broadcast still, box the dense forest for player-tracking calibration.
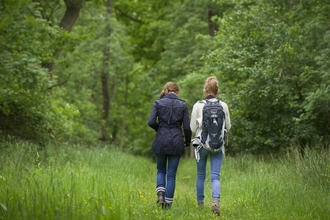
[1,0,329,156]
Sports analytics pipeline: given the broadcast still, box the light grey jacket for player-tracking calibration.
[190,98,231,138]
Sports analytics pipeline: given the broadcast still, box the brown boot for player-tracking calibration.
[211,198,220,216]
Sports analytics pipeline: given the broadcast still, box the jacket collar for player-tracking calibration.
[205,95,216,99]
[164,92,178,99]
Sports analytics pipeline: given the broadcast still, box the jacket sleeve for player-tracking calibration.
[182,104,192,145]
[148,102,159,131]
[222,102,231,131]
[190,101,203,136]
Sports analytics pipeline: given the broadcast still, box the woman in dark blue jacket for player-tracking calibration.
[148,82,191,209]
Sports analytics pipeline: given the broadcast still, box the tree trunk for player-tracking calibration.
[100,70,110,141]
[100,0,114,142]
[207,1,218,37]
[120,74,129,150]
[60,0,84,32]
[45,0,84,81]
[207,8,217,37]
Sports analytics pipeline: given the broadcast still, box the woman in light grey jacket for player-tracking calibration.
[190,76,231,216]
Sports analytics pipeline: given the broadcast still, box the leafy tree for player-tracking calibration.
[0,0,79,143]
[3,0,329,157]
[51,0,136,145]
[204,0,330,154]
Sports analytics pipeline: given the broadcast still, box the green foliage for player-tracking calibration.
[51,2,137,145]
[150,0,212,80]
[204,0,330,153]
[0,0,54,96]
[0,0,91,144]
[0,0,56,141]
[2,0,330,156]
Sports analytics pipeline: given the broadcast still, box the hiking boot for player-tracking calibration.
[197,201,204,208]
[211,198,220,216]
[163,202,172,209]
[156,192,165,206]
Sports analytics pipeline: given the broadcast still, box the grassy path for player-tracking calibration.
[0,143,329,219]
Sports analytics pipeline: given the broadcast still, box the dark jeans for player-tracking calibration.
[155,154,181,203]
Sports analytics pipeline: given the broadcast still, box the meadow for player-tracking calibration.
[0,141,329,220]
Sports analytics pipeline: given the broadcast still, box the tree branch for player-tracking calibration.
[115,7,144,24]
[47,72,73,90]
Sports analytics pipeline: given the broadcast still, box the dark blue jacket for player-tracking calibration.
[148,93,192,155]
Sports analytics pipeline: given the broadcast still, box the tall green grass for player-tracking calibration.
[0,141,329,219]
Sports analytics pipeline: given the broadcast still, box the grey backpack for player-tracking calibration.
[201,100,226,152]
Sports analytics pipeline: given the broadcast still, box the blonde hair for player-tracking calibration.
[159,82,179,98]
[203,76,219,97]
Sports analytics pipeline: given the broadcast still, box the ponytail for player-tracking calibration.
[159,82,179,98]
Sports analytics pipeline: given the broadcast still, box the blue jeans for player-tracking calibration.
[155,154,181,203]
[196,148,224,201]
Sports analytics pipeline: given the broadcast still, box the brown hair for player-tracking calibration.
[203,76,219,97]
[159,82,180,98]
